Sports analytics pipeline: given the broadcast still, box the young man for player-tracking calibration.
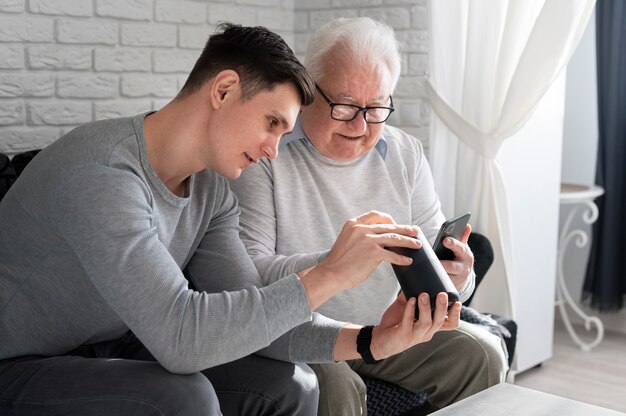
[0,23,456,415]
[231,18,508,414]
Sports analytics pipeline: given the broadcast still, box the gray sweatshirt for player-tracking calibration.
[231,121,473,326]
[0,113,319,372]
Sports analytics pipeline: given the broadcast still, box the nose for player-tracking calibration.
[345,111,368,135]
[262,135,280,160]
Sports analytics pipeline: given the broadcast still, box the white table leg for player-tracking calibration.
[555,200,604,352]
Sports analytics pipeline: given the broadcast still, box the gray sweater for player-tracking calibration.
[231,121,473,326]
[0,113,318,372]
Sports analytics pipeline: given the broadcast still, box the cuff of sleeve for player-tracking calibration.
[254,312,345,363]
[260,273,313,342]
[317,250,330,263]
[458,268,476,304]
[289,313,345,363]
[293,250,330,273]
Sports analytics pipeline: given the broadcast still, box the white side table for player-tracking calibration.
[430,383,624,415]
[556,183,605,351]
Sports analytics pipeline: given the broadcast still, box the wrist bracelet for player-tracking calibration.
[356,325,383,365]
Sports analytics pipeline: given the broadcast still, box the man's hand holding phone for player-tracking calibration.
[369,291,462,361]
[388,212,476,320]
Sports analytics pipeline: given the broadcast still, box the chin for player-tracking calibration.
[334,148,366,162]
[214,166,241,181]
[333,141,371,160]
[226,170,242,180]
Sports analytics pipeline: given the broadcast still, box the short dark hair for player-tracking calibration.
[179,23,314,106]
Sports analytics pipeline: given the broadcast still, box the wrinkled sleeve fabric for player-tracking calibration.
[183,181,339,362]
[230,160,344,363]
[50,165,312,374]
[399,129,475,303]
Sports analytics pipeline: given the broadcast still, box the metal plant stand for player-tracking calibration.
[556,183,605,352]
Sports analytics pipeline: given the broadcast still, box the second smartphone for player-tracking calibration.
[432,211,471,260]
[389,212,471,319]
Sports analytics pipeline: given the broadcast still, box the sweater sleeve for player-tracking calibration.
[401,130,475,302]
[184,186,343,362]
[255,312,345,363]
[51,165,312,374]
[403,132,446,243]
[229,160,346,362]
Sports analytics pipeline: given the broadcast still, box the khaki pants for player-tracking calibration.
[310,320,508,415]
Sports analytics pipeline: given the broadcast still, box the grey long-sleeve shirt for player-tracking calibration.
[231,121,474,326]
[0,113,317,372]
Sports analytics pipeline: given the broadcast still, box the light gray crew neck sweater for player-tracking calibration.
[231,122,473,326]
[0,113,316,372]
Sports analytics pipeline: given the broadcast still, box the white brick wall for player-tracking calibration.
[28,0,93,17]
[0,0,429,155]
[0,0,25,14]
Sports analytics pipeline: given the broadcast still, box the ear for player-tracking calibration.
[210,69,241,109]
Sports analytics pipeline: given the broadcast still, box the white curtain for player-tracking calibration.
[427,0,595,318]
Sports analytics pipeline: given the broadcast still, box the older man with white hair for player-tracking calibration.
[231,17,508,414]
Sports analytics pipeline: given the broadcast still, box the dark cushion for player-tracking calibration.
[364,377,428,416]
[0,150,41,202]
[493,314,517,368]
[11,149,41,177]
[0,153,17,202]
[465,232,495,306]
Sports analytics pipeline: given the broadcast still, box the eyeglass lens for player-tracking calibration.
[332,105,392,123]
[316,84,393,123]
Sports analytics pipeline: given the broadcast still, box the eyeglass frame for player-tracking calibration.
[314,83,395,124]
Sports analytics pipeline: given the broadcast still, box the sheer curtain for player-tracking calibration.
[427,0,595,318]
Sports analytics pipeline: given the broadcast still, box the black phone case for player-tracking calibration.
[433,212,471,260]
[390,234,459,320]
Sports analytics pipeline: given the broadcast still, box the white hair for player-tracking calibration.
[304,17,402,92]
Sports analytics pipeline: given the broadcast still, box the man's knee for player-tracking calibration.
[202,355,319,416]
[466,327,508,386]
[454,322,508,388]
[141,370,221,416]
[282,362,320,416]
[310,362,366,416]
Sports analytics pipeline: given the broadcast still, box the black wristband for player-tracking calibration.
[356,325,383,365]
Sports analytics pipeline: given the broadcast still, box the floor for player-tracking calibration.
[514,318,626,413]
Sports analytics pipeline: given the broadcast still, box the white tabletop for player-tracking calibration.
[560,183,604,204]
[431,383,625,416]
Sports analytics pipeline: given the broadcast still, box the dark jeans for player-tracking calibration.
[0,333,319,416]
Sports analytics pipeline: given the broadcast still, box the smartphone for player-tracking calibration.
[432,212,471,261]
[389,233,459,320]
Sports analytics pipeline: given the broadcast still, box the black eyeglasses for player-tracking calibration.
[315,84,394,124]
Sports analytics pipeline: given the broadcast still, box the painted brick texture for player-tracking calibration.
[0,0,429,155]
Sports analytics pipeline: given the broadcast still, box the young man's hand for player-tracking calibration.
[369,292,462,361]
[298,210,421,310]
